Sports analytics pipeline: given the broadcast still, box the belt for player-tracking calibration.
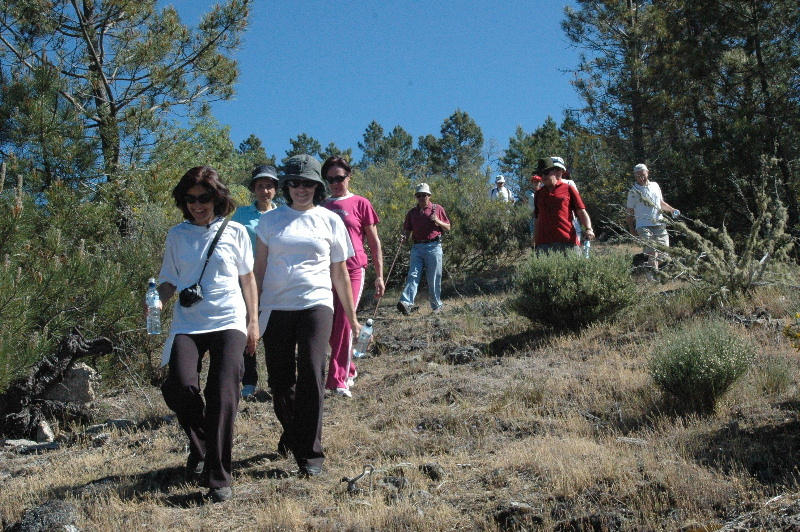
[414,236,441,244]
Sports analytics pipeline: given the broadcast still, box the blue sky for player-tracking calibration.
[166,0,585,168]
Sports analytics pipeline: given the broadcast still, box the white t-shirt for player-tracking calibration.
[158,217,253,364]
[255,205,353,334]
[627,181,664,228]
[490,186,512,202]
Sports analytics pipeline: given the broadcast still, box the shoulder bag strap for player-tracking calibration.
[197,217,229,284]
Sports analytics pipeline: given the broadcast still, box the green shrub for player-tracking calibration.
[511,250,638,329]
[648,320,755,413]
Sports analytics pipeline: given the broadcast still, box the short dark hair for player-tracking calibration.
[281,181,327,206]
[172,166,236,221]
[321,156,352,179]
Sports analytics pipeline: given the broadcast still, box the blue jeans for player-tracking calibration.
[400,242,443,310]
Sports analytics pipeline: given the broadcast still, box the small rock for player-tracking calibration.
[92,433,111,447]
[4,438,39,449]
[419,462,445,481]
[12,499,80,532]
[18,442,60,454]
[40,362,100,405]
[36,421,55,443]
[265,468,290,479]
[494,501,543,530]
[445,346,482,365]
[380,476,409,491]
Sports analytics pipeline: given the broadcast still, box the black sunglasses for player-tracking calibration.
[415,193,430,198]
[185,192,214,204]
[325,175,348,184]
[286,179,319,189]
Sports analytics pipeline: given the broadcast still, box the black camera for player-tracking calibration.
[179,283,204,307]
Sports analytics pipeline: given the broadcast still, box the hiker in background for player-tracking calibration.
[396,183,451,315]
[155,165,259,503]
[321,156,384,398]
[489,174,513,202]
[253,154,360,478]
[231,164,279,399]
[626,163,680,278]
[533,156,595,255]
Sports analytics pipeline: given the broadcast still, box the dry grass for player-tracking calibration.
[3,254,800,530]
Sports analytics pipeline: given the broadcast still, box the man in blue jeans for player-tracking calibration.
[397,183,451,315]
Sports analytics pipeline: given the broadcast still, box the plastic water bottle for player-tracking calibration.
[353,318,374,359]
[145,278,161,335]
[582,240,591,259]
[672,209,681,219]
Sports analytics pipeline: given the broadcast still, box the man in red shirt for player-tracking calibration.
[397,183,451,315]
[533,157,595,255]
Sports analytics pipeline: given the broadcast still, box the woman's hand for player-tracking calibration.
[142,299,163,316]
[245,320,259,355]
[143,282,172,317]
[350,319,362,342]
[374,277,385,299]
[239,271,260,355]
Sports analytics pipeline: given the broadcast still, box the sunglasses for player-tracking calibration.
[325,175,348,184]
[415,193,430,198]
[286,179,319,189]
[185,192,214,204]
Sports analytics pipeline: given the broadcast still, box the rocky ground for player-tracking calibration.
[3,271,800,531]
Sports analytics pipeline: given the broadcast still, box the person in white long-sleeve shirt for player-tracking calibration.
[489,174,512,202]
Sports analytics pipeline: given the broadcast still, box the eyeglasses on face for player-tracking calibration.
[415,193,430,198]
[286,179,318,189]
[325,175,348,184]
[185,192,214,204]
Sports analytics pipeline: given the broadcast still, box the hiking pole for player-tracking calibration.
[372,237,405,319]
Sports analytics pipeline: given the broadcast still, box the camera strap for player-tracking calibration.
[196,217,229,285]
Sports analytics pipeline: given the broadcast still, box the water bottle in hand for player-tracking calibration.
[672,209,681,219]
[353,318,374,359]
[145,278,161,335]
[582,240,591,259]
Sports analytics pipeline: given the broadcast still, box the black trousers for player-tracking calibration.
[263,306,333,468]
[161,329,245,488]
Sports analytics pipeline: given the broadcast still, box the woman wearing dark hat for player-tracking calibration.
[231,164,279,398]
[155,165,259,503]
[253,154,361,477]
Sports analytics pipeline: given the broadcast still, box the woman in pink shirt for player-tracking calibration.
[321,157,384,398]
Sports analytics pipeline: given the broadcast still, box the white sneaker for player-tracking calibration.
[346,371,357,388]
[334,387,352,398]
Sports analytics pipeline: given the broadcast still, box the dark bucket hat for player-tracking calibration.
[280,154,323,186]
[248,165,278,191]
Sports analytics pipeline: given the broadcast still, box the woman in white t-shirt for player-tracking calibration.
[253,154,361,478]
[153,165,259,503]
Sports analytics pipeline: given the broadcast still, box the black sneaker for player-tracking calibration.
[207,486,232,503]
[396,301,410,316]
[298,465,322,478]
[186,454,204,483]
